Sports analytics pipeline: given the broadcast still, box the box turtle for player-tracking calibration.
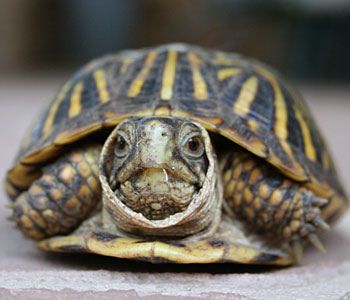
[5,44,348,266]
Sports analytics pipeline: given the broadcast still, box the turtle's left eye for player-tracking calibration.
[115,134,130,158]
[183,135,205,158]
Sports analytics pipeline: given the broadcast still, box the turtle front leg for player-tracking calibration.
[11,144,102,240]
[222,150,330,262]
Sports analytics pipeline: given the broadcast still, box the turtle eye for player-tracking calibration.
[183,135,205,158]
[115,134,129,158]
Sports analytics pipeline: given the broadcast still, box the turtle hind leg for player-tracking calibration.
[221,151,330,262]
[12,144,102,240]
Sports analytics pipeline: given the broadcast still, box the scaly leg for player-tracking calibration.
[11,144,102,240]
[222,150,330,262]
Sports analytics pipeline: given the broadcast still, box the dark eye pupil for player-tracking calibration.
[117,136,126,150]
[188,138,199,151]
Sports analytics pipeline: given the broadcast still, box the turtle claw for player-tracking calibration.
[314,217,330,231]
[310,196,328,206]
[308,234,326,253]
[291,240,304,264]
[306,193,328,207]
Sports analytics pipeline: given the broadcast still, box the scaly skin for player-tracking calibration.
[12,144,101,240]
[222,150,329,261]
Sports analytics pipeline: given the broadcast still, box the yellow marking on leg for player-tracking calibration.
[258,184,271,199]
[243,188,254,204]
[249,168,262,184]
[290,220,301,233]
[270,189,284,205]
[234,193,242,206]
[217,68,242,80]
[225,180,236,195]
[93,69,110,103]
[59,165,76,184]
[49,188,64,202]
[233,76,259,116]
[187,52,208,100]
[223,170,232,183]
[68,81,83,118]
[253,197,261,210]
[42,82,72,136]
[294,109,316,162]
[160,50,178,100]
[64,197,79,211]
[127,51,158,98]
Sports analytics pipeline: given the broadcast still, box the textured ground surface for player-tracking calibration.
[0,76,349,299]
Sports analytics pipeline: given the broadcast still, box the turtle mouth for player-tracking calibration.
[113,168,200,220]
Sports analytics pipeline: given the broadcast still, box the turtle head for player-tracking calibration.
[99,117,221,237]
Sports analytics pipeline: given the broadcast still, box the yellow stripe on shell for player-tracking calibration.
[257,67,293,156]
[154,105,171,116]
[127,51,157,98]
[120,57,132,74]
[247,119,259,132]
[68,81,83,118]
[160,50,178,100]
[217,68,242,80]
[42,81,72,136]
[294,109,317,162]
[93,69,110,103]
[187,52,208,100]
[233,76,259,117]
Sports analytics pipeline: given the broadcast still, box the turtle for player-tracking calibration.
[5,43,348,266]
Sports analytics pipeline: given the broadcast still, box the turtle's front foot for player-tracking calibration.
[286,191,330,263]
[222,151,331,263]
[10,144,101,240]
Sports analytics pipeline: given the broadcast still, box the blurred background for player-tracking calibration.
[1,0,350,82]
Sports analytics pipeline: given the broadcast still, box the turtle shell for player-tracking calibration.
[6,44,348,253]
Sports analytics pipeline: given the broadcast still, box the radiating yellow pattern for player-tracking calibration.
[68,81,83,118]
[42,82,72,136]
[295,109,316,161]
[127,51,157,97]
[93,69,110,103]
[272,81,288,140]
[120,57,132,74]
[257,67,294,157]
[217,68,242,81]
[187,52,208,100]
[160,50,178,100]
[233,76,259,116]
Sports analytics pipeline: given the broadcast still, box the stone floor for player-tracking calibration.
[0,76,349,299]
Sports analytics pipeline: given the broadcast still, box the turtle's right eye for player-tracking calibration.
[115,134,129,158]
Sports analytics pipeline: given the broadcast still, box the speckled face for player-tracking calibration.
[108,117,209,220]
